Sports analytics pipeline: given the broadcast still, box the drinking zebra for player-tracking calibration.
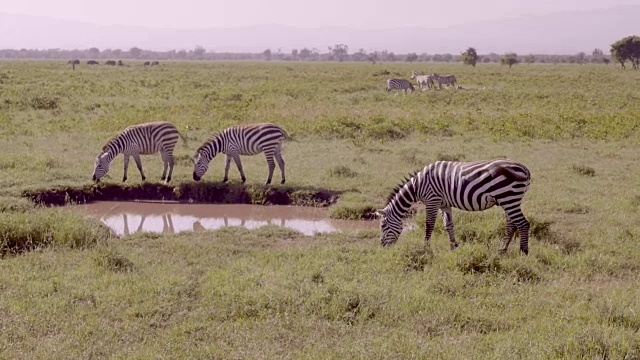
[434,74,457,89]
[376,159,532,254]
[410,71,435,90]
[92,121,186,183]
[386,79,415,93]
[192,123,289,185]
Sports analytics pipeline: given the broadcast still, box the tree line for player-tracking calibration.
[3,36,638,68]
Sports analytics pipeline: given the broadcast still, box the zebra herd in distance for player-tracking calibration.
[67,59,160,69]
[386,71,459,93]
[92,120,531,255]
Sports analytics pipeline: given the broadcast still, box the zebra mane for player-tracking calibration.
[385,170,421,205]
[99,135,119,155]
[195,132,223,154]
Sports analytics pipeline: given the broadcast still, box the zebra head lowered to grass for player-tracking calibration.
[92,121,187,183]
[192,123,289,185]
[386,78,415,93]
[376,159,532,254]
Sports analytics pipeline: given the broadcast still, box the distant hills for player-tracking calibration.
[1,5,638,54]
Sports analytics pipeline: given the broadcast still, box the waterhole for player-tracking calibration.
[76,201,378,236]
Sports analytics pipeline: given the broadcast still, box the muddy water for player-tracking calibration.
[76,201,379,236]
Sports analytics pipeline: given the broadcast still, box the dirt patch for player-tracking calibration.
[22,182,341,207]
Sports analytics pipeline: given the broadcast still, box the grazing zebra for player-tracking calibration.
[386,79,415,93]
[434,74,457,89]
[192,123,288,185]
[92,121,186,183]
[410,71,435,90]
[376,159,532,254]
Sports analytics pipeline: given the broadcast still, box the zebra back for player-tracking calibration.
[100,121,181,156]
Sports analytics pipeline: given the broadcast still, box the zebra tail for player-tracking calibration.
[177,131,189,148]
[281,129,293,142]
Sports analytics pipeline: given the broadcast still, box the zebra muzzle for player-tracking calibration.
[193,173,201,181]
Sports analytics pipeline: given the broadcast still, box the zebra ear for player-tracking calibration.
[375,208,388,218]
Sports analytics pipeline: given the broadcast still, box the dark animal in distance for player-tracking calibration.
[105,60,116,66]
[151,61,160,66]
[143,61,150,66]
[87,60,99,65]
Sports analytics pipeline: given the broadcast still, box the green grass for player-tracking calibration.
[1,60,640,358]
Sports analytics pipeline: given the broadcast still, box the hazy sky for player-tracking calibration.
[2,0,639,29]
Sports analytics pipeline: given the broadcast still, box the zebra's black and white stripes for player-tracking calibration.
[376,159,532,254]
[92,121,185,183]
[410,71,435,90]
[434,74,457,89]
[192,123,288,185]
[386,79,415,93]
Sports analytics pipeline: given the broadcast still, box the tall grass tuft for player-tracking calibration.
[0,208,113,255]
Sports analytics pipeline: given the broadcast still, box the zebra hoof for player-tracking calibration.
[222,178,228,183]
[122,177,127,182]
[165,177,171,183]
[280,179,285,184]
[520,248,529,255]
[141,176,146,182]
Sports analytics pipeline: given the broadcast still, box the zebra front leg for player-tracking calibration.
[160,153,168,182]
[165,156,175,183]
[424,205,439,247]
[231,154,246,183]
[223,155,232,183]
[132,153,146,181]
[441,207,459,250]
[122,155,130,182]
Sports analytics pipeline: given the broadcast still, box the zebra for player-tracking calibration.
[92,121,187,183]
[386,79,415,93]
[434,74,457,89]
[410,71,435,90]
[376,159,532,254]
[192,123,288,185]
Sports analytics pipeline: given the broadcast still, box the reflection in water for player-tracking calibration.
[76,201,378,236]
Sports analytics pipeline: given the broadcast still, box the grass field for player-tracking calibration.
[1,60,640,359]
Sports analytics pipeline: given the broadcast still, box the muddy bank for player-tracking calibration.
[22,182,340,207]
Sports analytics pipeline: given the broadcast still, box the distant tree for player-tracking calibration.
[575,52,586,64]
[367,51,379,64]
[524,54,535,64]
[263,49,272,61]
[501,53,519,68]
[193,45,206,58]
[592,48,604,57]
[611,35,640,69]
[432,54,443,62]
[329,44,349,62]
[129,47,142,58]
[481,56,491,63]
[300,48,313,61]
[442,53,453,62]
[89,47,100,56]
[177,50,187,59]
[112,49,122,57]
[461,47,478,67]
[405,53,418,62]
[291,49,299,60]
[603,57,610,65]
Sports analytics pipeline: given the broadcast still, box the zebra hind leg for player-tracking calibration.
[440,207,459,250]
[516,216,531,255]
[499,220,517,254]
[165,156,175,183]
[275,147,285,184]
[264,152,276,185]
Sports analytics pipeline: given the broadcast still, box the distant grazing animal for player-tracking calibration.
[410,71,435,90]
[92,121,187,183]
[377,159,532,254]
[105,60,116,66]
[386,79,415,93]
[434,74,457,89]
[87,60,99,65]
[151,61,160,66]
[68,59,80,70]
[192,123,289,185]
[143,61,150,66]
[117,60,125,66]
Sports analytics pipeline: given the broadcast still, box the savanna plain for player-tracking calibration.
[1,60,640,359]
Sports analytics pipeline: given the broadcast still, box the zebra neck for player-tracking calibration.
[388,181,418,217]
[203,135,224,159]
